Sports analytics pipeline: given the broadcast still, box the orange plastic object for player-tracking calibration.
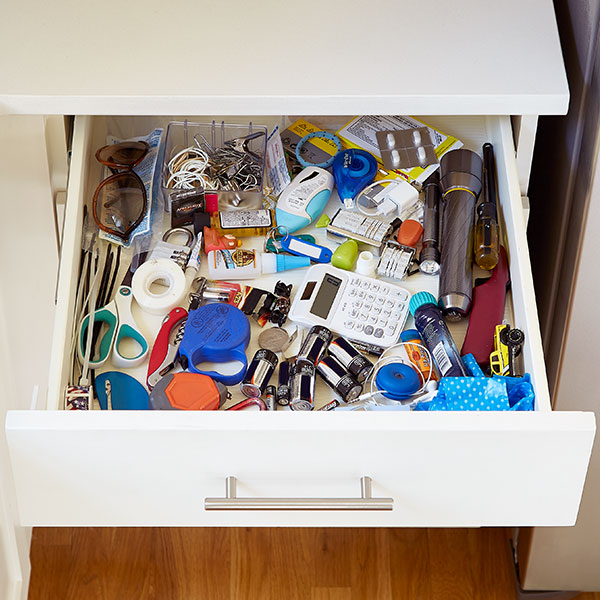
[164,372,223,410]
[401,333,438,382]
[203,226,241,253]
[396,219,424,248]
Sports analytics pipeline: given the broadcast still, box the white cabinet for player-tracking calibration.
[3,113,595,528]
[0,0,593,565]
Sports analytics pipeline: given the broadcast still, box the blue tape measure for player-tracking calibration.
[178,304,250,385]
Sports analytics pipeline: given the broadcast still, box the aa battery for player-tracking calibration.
[297,325,333,365]
[289,360,316,411]
[316,356,363,403]
[327,337,374,383]
[277,360,291,406]
[240,349,278,398]
[263,385,277,411]
[318,399,342,411]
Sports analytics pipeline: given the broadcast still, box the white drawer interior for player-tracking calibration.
[49,114,548,412]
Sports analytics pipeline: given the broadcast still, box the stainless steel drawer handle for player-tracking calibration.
[204,476,393,511]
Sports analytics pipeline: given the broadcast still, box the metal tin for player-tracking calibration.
[277,360,291,406]
[328,337,374,383]
[240,349,278,398]
[317,356,363,403]
[289,359,316,411]
[297,325,333,365]
[264,385,277,411]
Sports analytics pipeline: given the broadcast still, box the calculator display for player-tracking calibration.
[310,274,342,320]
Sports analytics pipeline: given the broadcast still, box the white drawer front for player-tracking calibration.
[6,411,594,526]
[6,114,595,527]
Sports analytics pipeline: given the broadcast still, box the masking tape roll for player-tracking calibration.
[131,258,187,315]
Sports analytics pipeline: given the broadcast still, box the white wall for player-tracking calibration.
[0,115,64,598]
[521,0,600,591]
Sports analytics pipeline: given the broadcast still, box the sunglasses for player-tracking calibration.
[92,141,149,242]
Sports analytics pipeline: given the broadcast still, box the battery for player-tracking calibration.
[328,337,374,383]
[317,399,342,411]
[289,360,316,411]
[297,325,333,365]
[263,385,277,411]
[317,356,363,402]
[240,349,278,398]
[277,360,291,406]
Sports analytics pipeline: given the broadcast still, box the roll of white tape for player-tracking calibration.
[131,258,187,315]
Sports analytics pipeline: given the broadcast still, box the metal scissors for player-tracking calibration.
[77,255,150,369]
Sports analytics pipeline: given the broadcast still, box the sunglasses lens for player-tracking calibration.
[96,141,149,168]
[93,173,146,241]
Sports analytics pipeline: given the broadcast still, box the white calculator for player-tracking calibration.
[289,264,411,347]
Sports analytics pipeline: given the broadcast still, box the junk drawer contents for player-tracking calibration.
[66,117,534,413]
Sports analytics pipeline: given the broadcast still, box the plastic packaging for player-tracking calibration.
[408,291,467,377]
[207,248,310,280]
[211,209,275,237]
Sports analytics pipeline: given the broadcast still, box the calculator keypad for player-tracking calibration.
[335,277,409,345]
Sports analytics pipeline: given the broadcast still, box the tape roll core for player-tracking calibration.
[132,258,187,315]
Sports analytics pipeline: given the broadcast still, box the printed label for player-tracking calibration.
[432,342,452,376]
[283,173,329,218]
[266,126,291,196]
[219,210,272,229]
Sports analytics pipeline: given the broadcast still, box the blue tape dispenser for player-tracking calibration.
[178,303,250,385]
[332,149,378,209]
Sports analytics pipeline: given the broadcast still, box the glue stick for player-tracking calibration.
[207,249,310,280]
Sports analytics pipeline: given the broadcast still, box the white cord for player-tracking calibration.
[79,247,101,386]
[167,146,210,189]
[356,179,401,216]
[353,341,433,404]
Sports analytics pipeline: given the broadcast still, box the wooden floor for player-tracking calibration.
[28,528,599,600]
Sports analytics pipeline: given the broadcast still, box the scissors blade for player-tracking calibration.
[120,251,149,288]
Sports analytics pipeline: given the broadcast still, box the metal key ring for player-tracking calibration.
[163,227,194,247]
[264,227,280,253]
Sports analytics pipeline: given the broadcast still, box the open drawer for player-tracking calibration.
[5,114,595,527]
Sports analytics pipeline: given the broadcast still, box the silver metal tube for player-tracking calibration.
[205,476,393,511]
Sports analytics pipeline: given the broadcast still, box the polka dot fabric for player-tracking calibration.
[413,371,535,412]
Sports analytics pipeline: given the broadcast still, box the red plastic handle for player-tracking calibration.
[146,307,188,388]
[461,246,510,366]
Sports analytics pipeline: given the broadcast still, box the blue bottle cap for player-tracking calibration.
[408,291,438,316]
[400,329,421,342]
[374,362,422,401]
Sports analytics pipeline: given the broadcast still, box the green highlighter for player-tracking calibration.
[331,239,359,271]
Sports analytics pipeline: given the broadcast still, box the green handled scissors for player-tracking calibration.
[78,258,149,369]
